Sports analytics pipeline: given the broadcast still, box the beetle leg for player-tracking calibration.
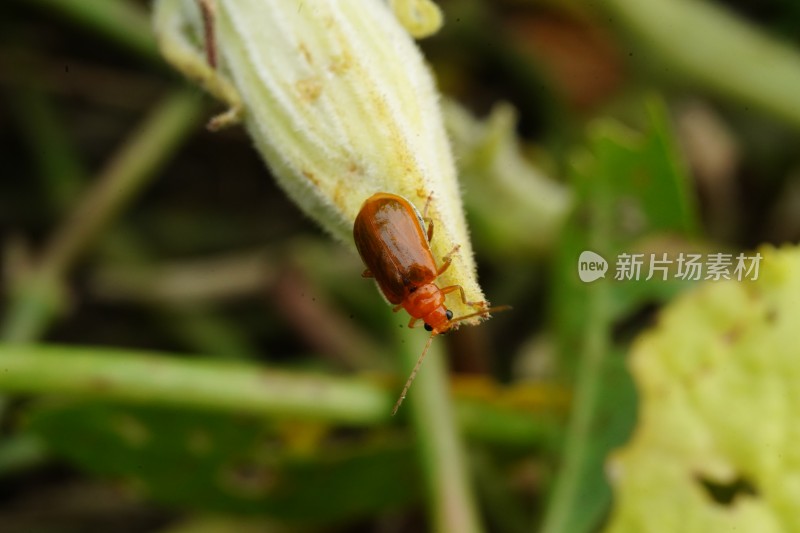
[440,284,486,309]
[441,244,461,261]
[392,303,404,312]
[422,193,435,241]
[435,244,461,276]
[362,269,374,278]
[422,192,434,218]
[425,217,434,242]
[407,317,419,328]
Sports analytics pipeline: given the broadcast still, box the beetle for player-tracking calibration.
[353,192,502,414]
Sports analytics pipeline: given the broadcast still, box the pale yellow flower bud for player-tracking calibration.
[153,0,487,321]
[389,0,444,39]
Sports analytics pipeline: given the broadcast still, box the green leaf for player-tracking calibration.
[26,401,418,522]
[554,96,700,358]
[606,245,800,532]
[544,96,699,533]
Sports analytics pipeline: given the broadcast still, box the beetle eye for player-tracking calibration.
[424,323,433,332]
[445,309,453,320]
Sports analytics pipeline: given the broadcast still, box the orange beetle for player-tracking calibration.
[354,192,501,414]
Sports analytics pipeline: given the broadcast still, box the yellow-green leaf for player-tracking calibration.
[606,245,800,532]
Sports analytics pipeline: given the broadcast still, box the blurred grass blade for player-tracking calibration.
[2,89,204,342]
[0,343,553,448]
[543,97,699,533]
[401,336,485,533]
[8,87,88,211]
[0,343,390,424]
[605,0,800,131]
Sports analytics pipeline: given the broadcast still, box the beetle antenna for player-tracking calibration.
[392,332,436,416]
[390,306,511,415]
[448,305,512,327]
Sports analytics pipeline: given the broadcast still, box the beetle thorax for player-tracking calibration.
[403,284,451,332]
[403,284,444,319]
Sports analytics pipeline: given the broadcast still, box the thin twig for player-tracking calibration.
[398,334,485,533]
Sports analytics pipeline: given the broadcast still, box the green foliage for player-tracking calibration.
[554,97,699,362]
[27,401,418,522]
[4,0,800,531]
[544,97,700,533]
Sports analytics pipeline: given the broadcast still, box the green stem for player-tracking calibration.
[21,0,160,63]
[9,87,88,211]
[0,343,390,425]
[603,0,800,130]
[400,336,485,533]
[0,343,551,446]
[455,399,560,451]
[541,138,615,532]
[540,281,611,533]
[40,89,203,279]
[2,89,204,342]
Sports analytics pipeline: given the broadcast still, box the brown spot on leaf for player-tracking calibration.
[722,325,742,344]
[219,460,279,498]
[298,42,313,64]
[296,77,322,103]
[329,52,352,75]
[347,160,363,175]
[301,169,320,187]
[90,376,114,391]
[112,415,150,447]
